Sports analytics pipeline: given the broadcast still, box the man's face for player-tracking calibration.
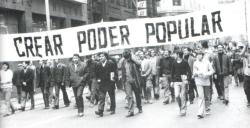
[151,51,156,57]
[99,54,107,63]
[183,49,189,55]
[72,56,79,63]
[54,59,59,63]
[18,65,23,70]
[197,54,203,61]
[218,46,224,53]
[2,64,8,71]
[164,51,170,57]
[23,62,28,69]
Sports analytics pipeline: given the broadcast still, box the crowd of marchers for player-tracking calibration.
[1,40,250,119]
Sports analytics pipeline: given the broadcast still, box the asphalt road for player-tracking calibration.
[1,84,250,128]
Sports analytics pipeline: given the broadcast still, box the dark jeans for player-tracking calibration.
[90,79,99,104]
[40,86,50,107]
[54,82,70,107]
[187,79,197,102]
[16,85,22,104]
[22,90,34,109]
[213,76,223,97]
[124,81,142,113]
[72,86,84,113]
[152,75,160,98]
[98,89,116,112]
[243,75,250,103]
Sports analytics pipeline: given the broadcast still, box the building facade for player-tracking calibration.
[88,0,136,23]
[157,0,239,16]
[0,0,87,34]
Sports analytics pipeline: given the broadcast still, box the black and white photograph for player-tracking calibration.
[0,0,249,128]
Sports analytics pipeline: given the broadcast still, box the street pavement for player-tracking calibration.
[1,83,250,128]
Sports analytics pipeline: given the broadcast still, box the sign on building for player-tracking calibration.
[137,1,147,8]
[137,9,147,16]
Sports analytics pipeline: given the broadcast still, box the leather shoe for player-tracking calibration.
[78,113,84,117]
[52,106,59,109]
[138,109,143,113]
[30,106,35,110]
[95,111,103,117]
[19,107,25,111]
[126,112,134,117]
[110,110,115,115]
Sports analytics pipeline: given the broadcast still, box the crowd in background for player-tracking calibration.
[1,39,250,119]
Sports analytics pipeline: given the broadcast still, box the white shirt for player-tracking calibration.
[0,69,13,89]
[243,54,250,76]
[193,59,214,86]
[102,60,107,67]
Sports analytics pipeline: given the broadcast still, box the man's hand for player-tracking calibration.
[23,82,27,86]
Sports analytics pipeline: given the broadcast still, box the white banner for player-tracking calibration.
[0,1,247,62]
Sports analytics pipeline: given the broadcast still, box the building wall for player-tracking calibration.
[0,0,87,34]
[157,0,239,16]
[88,0,136,23]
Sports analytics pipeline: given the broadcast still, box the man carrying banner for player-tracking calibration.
[171,51,191,116]
[68,54,89,117]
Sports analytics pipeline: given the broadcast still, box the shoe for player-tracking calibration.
[30,106,35,110]
[126,112,134,117]
[78,113,84,117]
[65,104,70,107]
[154,94,160,100]
[95,111,103,117]
[110,110,115,115]
[190,101,194,104]
[223,100,229,105]
[180,110,186,116]
[11,109,15,114]
[247,103,250,107]
[197,115,204,119]
[205,111,211,115]
[3,114,10,117]
[52,106,59,109]
[106,108,111,112]
[44,106,50,109]
[163,100,169,105]
[19,107,25,111]
[138,108,143,113]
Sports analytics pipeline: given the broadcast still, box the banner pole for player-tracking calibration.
[245,0,249,42]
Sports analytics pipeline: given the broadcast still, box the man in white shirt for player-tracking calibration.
[0,62,16,117]
[193,52,214,119]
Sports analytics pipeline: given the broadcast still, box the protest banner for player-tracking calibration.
[0,1,247,62]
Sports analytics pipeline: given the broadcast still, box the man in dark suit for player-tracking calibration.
[95,52,116,117]
[20,61,35,111]
[214,44,232,105]
[68,54,89,117]
[12,64,24,104]
[51,59,70,109]
[36,60,51,109]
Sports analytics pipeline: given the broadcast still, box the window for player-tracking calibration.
[173,0,181,6]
